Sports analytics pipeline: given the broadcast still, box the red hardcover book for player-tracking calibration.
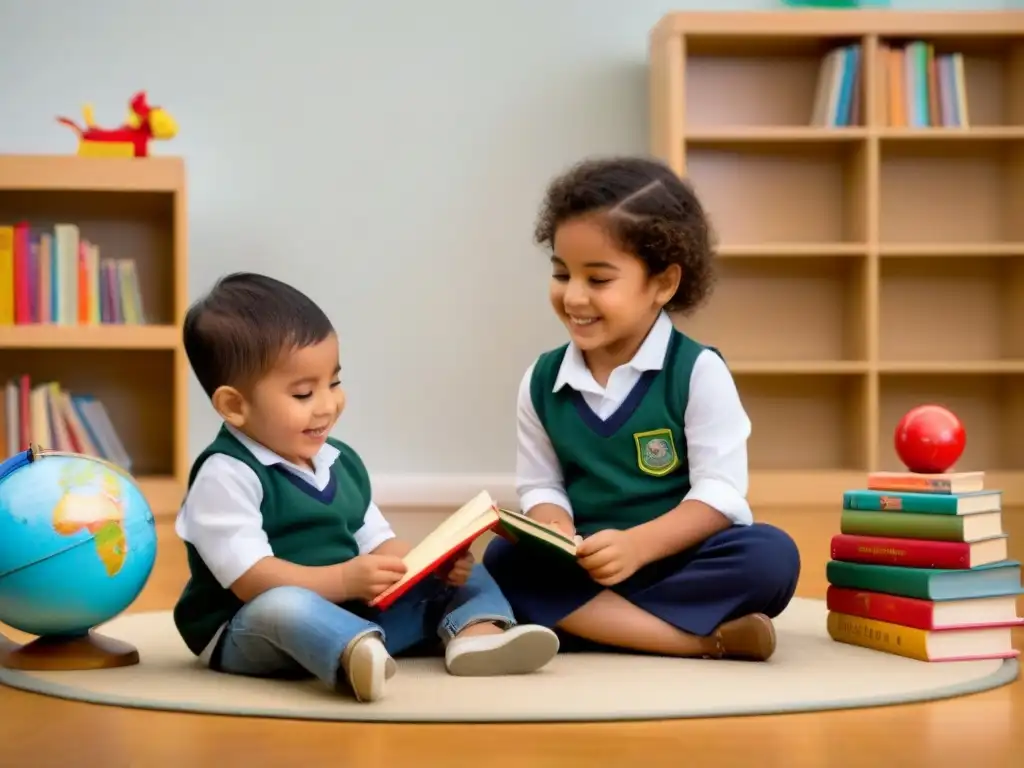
[825,585,1024,631]
[369,492,580,611]
[829,533,1009,569]
[369,491,502,611]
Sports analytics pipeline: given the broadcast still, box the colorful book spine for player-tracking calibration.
[838,509,1000,543]
[826,612,1020,662]
[842,489,998,514]
[826,586,1020,631]
[830,533,1005,569]
[0,221,147,327]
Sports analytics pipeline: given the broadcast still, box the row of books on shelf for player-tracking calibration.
[0,222,147,327]
[810,41,969,128]
[1,374,131,470]
[811,43,861,127]
[826,469,1022,662]
[879,41,968,129]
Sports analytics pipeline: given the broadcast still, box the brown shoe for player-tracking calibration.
[703,613,776,661]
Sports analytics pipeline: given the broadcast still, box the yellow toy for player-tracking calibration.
[56,91,177,158]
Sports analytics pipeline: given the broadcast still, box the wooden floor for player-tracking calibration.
[1,506,1022,767]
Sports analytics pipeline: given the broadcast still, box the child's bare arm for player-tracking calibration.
[526,503,575,537]
[179,455,406,606]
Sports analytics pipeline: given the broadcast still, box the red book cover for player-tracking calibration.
[830,533,977,569]
[827,585,937,629]
[368,518,501,611]
[13,222,30,325]
[827,586,1024,631]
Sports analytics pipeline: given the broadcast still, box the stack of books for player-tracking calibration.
[826,469,1023,662]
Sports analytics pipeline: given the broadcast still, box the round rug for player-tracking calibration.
[0,597,1017,722]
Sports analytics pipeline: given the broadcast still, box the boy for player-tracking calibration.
[173,272,559,702]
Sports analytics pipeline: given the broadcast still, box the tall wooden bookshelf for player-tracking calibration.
[0,155,188,516]
[649,10,1024,506]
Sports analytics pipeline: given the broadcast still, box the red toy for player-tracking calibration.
[894,404,966,474]
[56,91,178,158]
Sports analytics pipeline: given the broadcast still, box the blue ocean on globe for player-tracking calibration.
[0,450,158,637]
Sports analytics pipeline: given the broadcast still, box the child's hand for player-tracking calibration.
[341,554,407,602]
[576,529,641,586]
[443,550,475,587]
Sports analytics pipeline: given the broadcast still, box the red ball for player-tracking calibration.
[894,405,966,474]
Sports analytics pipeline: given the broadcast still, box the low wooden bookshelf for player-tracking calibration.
[648,10,1024,506]
[0,155,188,516]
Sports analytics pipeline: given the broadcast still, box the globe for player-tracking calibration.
[0,448,158,664]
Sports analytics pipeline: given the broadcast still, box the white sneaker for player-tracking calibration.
[342,634,396,702]
[445,624,559,677]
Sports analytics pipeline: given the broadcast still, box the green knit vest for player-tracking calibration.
[529,329,713,536]
[172,426,372,656]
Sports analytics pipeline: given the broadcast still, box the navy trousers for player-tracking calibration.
[482,522,801,646]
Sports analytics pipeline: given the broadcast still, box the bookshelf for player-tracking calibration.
[0,155,188,516]
[648,10,1024,506]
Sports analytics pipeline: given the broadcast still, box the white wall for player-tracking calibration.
[0,0,1013,504]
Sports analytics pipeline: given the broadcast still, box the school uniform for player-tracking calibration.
[482,312,801,642]
[175,424,534,690]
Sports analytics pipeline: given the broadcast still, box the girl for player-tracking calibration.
[483,156,801,661]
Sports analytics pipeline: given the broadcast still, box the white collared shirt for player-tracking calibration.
[516,311,754,526]
[175,424,396,591]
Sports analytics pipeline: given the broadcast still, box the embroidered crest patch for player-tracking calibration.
[633,428,679,476]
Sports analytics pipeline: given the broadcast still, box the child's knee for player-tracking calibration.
[742,524,801,603]
[242,585,324,631]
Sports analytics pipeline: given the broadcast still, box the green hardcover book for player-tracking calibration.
[825,559,1022,601]
[495,508,578,564]
[839,509,1003,543]
[842,489,1001,515]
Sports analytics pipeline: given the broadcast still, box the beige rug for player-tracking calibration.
[0,598,1017,722]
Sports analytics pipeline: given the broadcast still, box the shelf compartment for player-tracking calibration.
[0,189,178,326]
[736,372,869,472]
[686,141,869,245]
[877,373,1024,473]
[876,36,1024,128]
[878,139,1024,244]
[878,256,1024,363]
[0,348,176,477]
[680,254,869,363]
[684,35,866,128]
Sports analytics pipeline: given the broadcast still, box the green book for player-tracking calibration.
[839,509,1003,543]
[842,489,1001,515]
[825,559,1022,601]
[495,507,578,564]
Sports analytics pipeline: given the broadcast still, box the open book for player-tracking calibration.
[369,490,578,610]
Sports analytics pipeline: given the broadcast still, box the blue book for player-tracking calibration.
[842,489,1002,515]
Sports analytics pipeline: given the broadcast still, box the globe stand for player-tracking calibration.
[0,629,139,671]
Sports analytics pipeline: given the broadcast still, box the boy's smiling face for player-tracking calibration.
[215,333,346,467]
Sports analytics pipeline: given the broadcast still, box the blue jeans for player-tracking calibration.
[211,563,516,690]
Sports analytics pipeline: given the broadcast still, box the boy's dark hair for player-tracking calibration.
[534,155,717,314]
[183,272,335,397]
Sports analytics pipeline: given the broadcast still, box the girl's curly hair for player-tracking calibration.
[534,155,717,315]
